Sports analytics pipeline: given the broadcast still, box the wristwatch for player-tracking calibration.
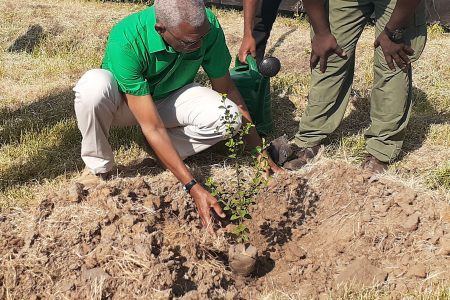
[183,179,197,194]
[384,26,405,43]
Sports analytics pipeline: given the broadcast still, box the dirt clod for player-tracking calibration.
[81,267,110,282]
[68,183,85,203]
[407,264,427,278]
[441,207,450,223]
[401,213,420,232]
[437,235,450,256]
[229,244,257,276]
[335,257,388,288]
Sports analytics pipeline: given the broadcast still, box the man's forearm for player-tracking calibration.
[386,0,422,30]
[126,93,194,185]
[302,0,330,36]
[243,0,259,37]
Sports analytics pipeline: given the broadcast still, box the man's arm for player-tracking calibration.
[386,0,423,30]
[374,0,423,70]
[238,0,259,63]
[125,93,225,232]
[210,73,283,174]
[302,0,347,73]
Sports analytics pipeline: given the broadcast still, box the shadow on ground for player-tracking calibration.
[329,87,449,159]
[8,24,45,53]
[0,89,160,193]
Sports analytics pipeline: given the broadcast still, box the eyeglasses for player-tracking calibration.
[166,26,211,48]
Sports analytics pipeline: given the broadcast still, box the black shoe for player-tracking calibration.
[283,144,321,170]
[267,135,321,170]
[267,134,295,166]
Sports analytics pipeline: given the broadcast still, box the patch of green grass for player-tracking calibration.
[426,161,450,190]
[428,23,447,39]
[427,124,450,147]
[271,73,310,97]
[0,184,36,211]
[277,13,310,29]
[0,118,81,191]
[328,133,367,162]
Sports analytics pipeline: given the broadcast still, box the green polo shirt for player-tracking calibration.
[101,6,231,101]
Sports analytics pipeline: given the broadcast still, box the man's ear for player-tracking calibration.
[154,22,165,35]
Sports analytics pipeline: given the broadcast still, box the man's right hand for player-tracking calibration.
[310,33,347,73]
[189,184,226,235]
[238,35,256,63]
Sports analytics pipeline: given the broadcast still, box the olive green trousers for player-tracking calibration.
[294,0,427,162]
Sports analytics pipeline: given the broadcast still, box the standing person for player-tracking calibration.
[275,0,427,173]
[238,0,282,64]
[74,0,281,233]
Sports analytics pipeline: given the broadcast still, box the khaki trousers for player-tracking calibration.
[74,69,241,174]
[294,0,427,162]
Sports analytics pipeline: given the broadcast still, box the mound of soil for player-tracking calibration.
[1,161,449,299]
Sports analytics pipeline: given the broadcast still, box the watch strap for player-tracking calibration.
[183,179,197,193]
[384,26,404,43]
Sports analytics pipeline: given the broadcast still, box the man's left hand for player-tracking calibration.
[374,31,414,71]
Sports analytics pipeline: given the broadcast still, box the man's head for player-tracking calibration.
[154,0,210,53]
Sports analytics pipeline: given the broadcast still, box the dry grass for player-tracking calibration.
[259,281,450,300]
[1,0,449,207]
[0,4,449,298]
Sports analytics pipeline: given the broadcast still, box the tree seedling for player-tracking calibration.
[206,94,269,243]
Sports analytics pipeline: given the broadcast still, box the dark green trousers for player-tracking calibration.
[294,0,427,162]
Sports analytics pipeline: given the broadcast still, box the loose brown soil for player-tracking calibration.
[1,160,449,299]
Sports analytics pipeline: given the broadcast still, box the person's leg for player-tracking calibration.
[294,0,372,148]
[365,0,427,162]
[252,0,282,64]
[156,83,242,159]
[74,69,137,174]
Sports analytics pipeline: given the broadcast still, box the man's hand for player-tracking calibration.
[374,31,414,71]
[189,184,226,235]
[310,33,347,73]
[258,150,284,176]
[239,34,256,63]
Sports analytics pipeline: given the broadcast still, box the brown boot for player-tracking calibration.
[361,155,388,174]
[283,145,321,170]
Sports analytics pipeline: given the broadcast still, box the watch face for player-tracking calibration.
[393,31,403,40]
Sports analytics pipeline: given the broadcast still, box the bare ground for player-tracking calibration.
[1,160,449,299]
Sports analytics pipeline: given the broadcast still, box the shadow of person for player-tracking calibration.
[0,89,75,146]
[8,24,45,53]
[326,87,449,160]
[268,92,300,140]
[0,88,84,192]
[0,88,163,192]
[265,27,297,58]
[400,86,450,157]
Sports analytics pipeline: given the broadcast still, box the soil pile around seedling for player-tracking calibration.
[1,161,449,299]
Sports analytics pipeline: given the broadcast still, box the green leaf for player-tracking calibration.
[230,214,240,221]
[236,223,247,232]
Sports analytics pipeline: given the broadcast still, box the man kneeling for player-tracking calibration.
[73,0,280,231]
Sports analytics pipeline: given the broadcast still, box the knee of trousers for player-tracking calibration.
[215,100,242,138]
[73,69,118,111]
